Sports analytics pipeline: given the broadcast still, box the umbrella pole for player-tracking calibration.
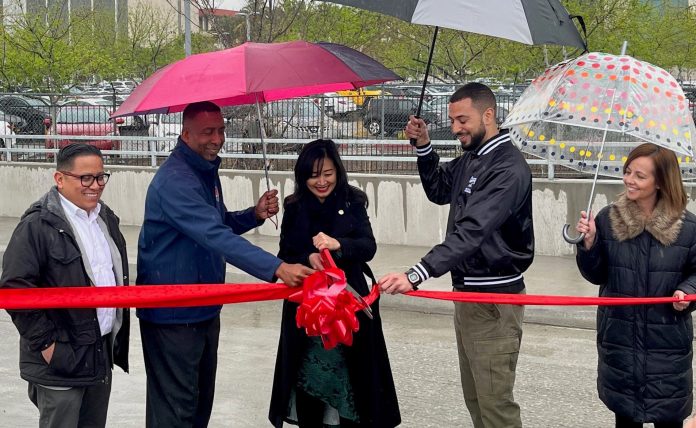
[562,98,621,244]
[561,132,608,244]
[563,42,629,244]
[254,95,278,229]
[254,96,271,192]
[410,26,439,147]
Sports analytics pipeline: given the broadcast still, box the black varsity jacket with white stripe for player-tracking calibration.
[412,129,535,293]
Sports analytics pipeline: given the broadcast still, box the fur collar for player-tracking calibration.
[609,193,683,246]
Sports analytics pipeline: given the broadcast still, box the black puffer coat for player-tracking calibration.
[576,194,696,423]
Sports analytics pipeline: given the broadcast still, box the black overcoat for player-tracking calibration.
[269,189,401,428]
[576,195,696,422]
[1,187,130,387]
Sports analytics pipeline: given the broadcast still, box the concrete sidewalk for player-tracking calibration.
[0,216,599,330]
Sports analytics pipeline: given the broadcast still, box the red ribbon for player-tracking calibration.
[408,290,696,306]
[0,283,295,309]
[0,283,692,311]
[289,249,379,350]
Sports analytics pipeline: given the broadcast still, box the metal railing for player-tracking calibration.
[0,133,572,178]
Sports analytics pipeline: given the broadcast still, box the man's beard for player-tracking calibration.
[458,123,487,152]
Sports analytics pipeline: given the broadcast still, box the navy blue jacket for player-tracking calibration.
[136,139,282,324]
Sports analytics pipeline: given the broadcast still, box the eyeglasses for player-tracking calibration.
[59,171,111,187]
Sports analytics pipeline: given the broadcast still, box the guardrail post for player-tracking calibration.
[320,97,326,139]
[547,154,555,179]
[149,139,157,167]
[380,93,385,139]
[3,137,11,162]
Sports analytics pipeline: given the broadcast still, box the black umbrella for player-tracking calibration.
[321,0,588,143]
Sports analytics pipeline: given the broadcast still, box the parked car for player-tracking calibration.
[148,112,182,152]
[60,97,147,137]
[336,86,383,107]
[0,95,51,136]
[312,93,359,118]
[60,98,113,107]
[362,98,439,137]
[245,98,344,138]
[686,90,696,120]
[0,112,23,151]
[109,80,137,93]
[45,106,122,151]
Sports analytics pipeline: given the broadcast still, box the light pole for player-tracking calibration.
[184,0,191,56]
[236,11,259,42]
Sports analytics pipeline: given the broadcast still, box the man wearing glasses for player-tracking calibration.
[1,143,129,428]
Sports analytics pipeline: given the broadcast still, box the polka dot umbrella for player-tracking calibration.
[503,50,696,243]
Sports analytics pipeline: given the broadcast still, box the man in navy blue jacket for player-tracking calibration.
[136,101,313,427]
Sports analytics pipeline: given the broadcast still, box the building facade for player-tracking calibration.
[2,0,128,33]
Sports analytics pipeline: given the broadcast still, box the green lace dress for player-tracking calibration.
[295,336,359,426]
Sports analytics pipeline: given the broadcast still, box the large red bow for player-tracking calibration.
[289,249,378,350]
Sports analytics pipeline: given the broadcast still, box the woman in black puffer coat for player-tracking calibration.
[576,143,696,428]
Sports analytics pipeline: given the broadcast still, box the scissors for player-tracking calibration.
[320,249,373,319]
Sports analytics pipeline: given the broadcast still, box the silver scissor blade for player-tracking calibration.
[344,283,373,319]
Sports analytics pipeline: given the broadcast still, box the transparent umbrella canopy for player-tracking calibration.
[503,50,696,242]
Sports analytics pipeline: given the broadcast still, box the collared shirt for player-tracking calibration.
[59,194,116,336]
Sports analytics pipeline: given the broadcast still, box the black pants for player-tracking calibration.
[615,414,682,428]
[140,316,220,428]
[28,335,111,428]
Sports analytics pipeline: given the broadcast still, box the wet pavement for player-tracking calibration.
[0,215,693,427]
[0,302,615,427]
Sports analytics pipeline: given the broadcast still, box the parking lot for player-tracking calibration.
[2,83,694,178]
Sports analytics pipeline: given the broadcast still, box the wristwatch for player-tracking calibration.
[405,267,422,290]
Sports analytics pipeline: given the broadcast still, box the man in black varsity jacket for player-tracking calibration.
[379,82,534,428]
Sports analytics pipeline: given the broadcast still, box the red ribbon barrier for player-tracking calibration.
[408,290,696,306]
[0,283,295,310]
[0,283,691,311]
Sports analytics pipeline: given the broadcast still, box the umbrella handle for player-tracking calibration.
[562,224,585,244]
[409,115,421,147]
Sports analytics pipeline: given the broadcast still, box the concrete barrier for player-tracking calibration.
[3,162,696,256]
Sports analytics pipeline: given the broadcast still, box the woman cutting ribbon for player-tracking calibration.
[269,139,400,428]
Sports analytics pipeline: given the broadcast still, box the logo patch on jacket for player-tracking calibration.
[464,176,477,194]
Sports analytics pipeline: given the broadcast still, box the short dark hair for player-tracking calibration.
[182,101,221,125]
[56,144,103,171]
[287,139,367,206]
[623,143,686,216]
[450,82,497,116]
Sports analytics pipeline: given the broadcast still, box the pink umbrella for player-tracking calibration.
[113,41,401,117]
[113,41,400,211]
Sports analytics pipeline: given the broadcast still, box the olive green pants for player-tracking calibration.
[454,297,524,428]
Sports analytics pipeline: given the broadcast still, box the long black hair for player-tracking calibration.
[287,139,367,206]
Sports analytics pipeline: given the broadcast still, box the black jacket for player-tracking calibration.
[268,189,401,428]
[577,195,696,422]
[0,187,129,387]
[415,131,534,292]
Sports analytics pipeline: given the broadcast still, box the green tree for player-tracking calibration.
[0,0,112,92]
